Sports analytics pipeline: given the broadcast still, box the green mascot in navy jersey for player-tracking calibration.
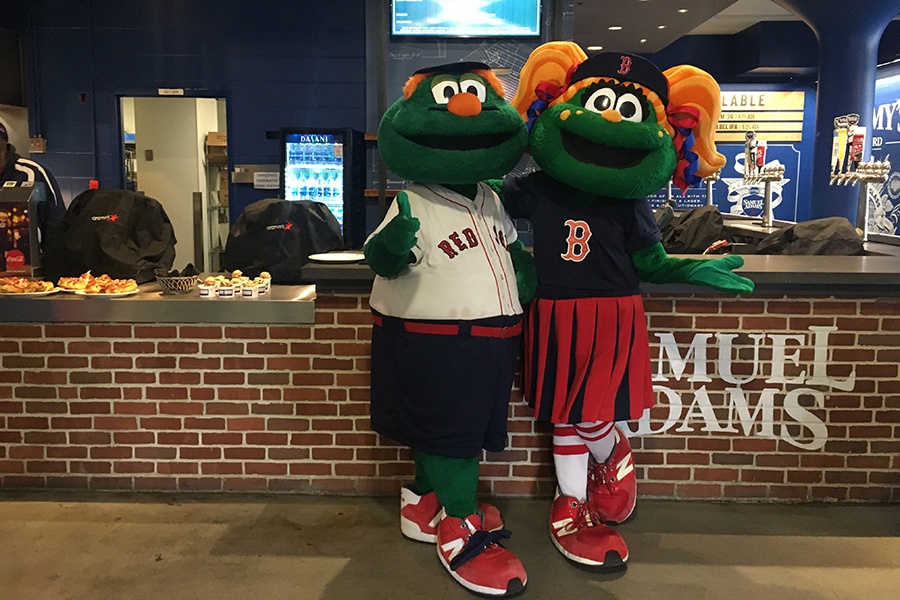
[502,42,754,570]
[364,61,535,598]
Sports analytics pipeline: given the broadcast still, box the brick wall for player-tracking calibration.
[1,293,898,502]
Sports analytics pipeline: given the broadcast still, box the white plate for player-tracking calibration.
[0,288,60,297]
[75,289,140,298]
[307,251,365,263]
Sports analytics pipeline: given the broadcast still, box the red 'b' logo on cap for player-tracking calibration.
[618,56,632,75]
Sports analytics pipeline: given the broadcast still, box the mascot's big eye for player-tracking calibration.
[431,78,460,104]
[584,87,616,114]
[458,75,487,102]
[615,93,645,122]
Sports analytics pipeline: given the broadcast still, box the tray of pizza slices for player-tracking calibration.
[0,276,59,296]
[57,272,140,297]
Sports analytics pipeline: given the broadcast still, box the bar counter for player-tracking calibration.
[303,253,900,295]
[1,254,898,503]
[3,283,316,324]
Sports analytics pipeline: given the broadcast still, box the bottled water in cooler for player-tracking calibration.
[286,140,346,203]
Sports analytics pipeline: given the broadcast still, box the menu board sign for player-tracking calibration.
[716,91,806,143]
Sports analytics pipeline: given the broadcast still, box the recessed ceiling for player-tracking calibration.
[690,0,795,34]
[572,0,798,54]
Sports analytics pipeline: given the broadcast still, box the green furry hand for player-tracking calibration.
[381,193,420,255]
[631,242,754,294]
[508,240,536,304]
[364,192,420,278]
[687,256,755,294]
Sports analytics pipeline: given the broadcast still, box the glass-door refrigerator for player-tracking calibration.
[279,127,365,249]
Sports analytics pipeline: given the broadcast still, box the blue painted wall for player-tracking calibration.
[14,0,366,221]
[10,0,900,228]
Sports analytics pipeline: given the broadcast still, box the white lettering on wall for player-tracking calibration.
[872,99,900,132]
[624,326,853,450]
[652,333,713,383]
[717,333,765,385]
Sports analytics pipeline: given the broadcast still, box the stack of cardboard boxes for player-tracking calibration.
[206,132,228,206]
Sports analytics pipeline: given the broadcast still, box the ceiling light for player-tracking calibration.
[587,46,603,51]
[678,8,688,13]
[640,39,647,43]
[658,25,667,29]
[608,26,622,31]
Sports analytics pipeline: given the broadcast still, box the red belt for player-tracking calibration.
[372,314,522,339]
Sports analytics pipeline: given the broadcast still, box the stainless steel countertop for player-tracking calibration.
[0,283,317,324]
[303,254,900,296]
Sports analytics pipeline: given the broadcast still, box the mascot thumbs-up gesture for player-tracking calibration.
[365,61,535,597]
[502,42,754,570]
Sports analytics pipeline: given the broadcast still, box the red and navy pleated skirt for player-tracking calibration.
[523,295,655,424]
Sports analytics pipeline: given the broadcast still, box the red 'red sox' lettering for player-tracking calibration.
[437,227,479,258]
[561,219,591,261]
[493,226,506,247]
[449,232,467,250]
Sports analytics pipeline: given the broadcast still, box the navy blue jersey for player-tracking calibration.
[503,171,661,298]
[0,145,66,248]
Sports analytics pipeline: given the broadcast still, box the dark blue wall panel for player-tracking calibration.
[17,0,366,219]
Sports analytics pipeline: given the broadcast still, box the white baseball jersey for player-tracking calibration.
[368,182,522,320]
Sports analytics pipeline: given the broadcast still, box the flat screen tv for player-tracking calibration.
[392,0,541,38]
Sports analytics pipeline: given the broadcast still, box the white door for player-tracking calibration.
[123,96,222,271]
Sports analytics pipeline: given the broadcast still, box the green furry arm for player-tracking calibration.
[631,242,755,294]
[363,192,420,278]
[508,240,537,304]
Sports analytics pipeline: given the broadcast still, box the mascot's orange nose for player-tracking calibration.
[447,93,482,117]
[600,109,623,123]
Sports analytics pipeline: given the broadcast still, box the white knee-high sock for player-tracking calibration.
[553,424,589,501]
[575,421,616,464]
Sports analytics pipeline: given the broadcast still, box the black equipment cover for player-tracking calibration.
[223,199,343,283]
[43,189,176,283]
[757,217,864,255]
[661,205,727,254]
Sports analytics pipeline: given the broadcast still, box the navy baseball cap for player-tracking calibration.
[413,61,491,75]
[0,121,8,142]
[571,52,669,107]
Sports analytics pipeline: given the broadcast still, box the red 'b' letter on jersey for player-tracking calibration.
[561,219,592,262]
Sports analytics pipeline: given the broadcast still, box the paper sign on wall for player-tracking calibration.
[253,172,280,189]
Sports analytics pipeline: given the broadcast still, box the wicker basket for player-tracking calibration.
[158,275,199,295]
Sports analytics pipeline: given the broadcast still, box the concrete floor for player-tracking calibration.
[1,493,898,600]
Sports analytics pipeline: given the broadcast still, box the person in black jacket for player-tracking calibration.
[0,121,67,248]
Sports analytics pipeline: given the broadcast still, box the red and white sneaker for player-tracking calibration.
[549,492,628,568]
[436,510,527,597]
[587,426,637,524]
[400,486,503,543]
